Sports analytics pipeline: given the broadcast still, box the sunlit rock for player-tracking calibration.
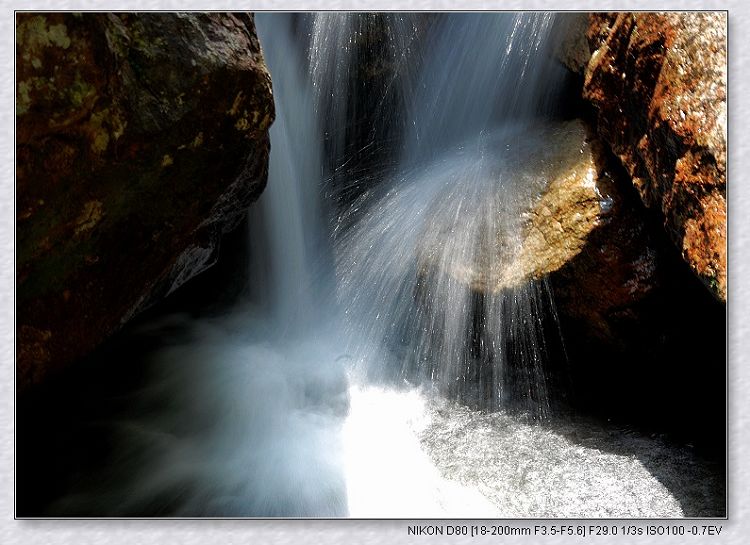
[417,120,613,294]
[583,12,727,301]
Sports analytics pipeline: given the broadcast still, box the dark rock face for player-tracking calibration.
[16,13,274,388]
[582,13,726,302]
[547,140,663,351]
[548,141,725,449]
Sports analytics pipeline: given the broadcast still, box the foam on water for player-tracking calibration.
[343,384,499,517]
[422,401,686,518]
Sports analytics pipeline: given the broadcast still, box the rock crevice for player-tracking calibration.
[582,12,727,301]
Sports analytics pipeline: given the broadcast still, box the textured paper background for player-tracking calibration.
[1,1,745,543]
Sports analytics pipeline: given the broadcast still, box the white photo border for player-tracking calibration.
[2,1,744,544]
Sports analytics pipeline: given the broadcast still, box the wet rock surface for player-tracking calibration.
[16,13,274,388]
[417,120,641,300]
[413,117,724,442]
[583,12,727,301]
[491,122,610,291]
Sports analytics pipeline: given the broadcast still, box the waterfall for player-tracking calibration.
[53,14,352,517]
[252,14,328,329]
[37,12,714,519]
[307,13,421,216]
[402,13,566,160]
[331,14,570,416]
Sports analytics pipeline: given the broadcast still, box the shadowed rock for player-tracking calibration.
[17,13,274,388]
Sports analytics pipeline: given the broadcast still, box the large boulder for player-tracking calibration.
[582,12,727,302]
[415,119,664,351]
[412,117,723,430]
[411,119,668,412]
[417,120,655,303]
[16,13,274,388]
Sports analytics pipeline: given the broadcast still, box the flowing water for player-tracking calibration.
[40,13,724,518]
[332,14,570,415]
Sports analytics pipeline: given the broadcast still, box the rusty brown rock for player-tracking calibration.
[547,145,662,348]
[583,12,726,301]
[16,13,274,388]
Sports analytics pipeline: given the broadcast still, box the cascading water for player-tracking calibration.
[402,14,566,159]
[333,14,571,415]
[308,13,421,213]
[37,12,723,519]
[53,14,351,517]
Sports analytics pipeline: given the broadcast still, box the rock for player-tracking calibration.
[553,13,591,74]
[16,13,274,388]
[418,120,624,295]
[582,12,726,301]
[549,150,725,444]
[546,147,663,348]
[496,124,607,291]
[416,118,669,349]
[411,119,670,413]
